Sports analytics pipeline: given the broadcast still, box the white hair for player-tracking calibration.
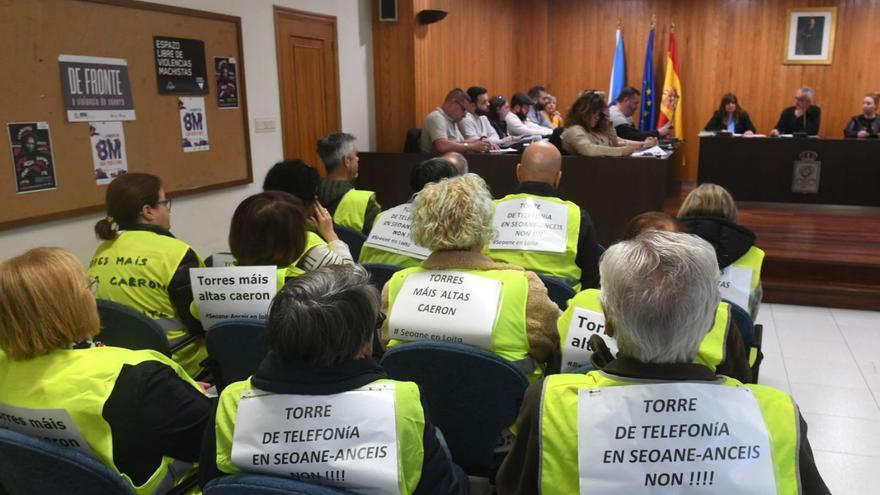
[798,86,815,101]
[599,231,720,364]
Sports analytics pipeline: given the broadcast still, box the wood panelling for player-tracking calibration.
[372,0,417,151]
[373,0,880,179]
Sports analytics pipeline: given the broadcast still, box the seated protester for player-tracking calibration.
[317,132,381,236]
[704,92,757,135]
[609,86,672,141]
[844,92,880,138]
[678,183,764,317]
[506,92,554,138]
[497,231,829,495]
[263,160,354,269]
[230,191,351,286]
[440,151,469,174]
[557,213,751,384]
[88,173,207,378]
[1,248,211,494]
[360,158,460,268]
[380,174,561,381]
[541,94,564,129]
[561,90,650,157]
[770,86,821,136]
[526,85,554,129]
[485,141,601,290]
[420,88,492,154]
[487,95,512,140]
[200,265,469,494]
[458,86,509,147]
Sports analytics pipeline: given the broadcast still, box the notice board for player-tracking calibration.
[0,0,252,230]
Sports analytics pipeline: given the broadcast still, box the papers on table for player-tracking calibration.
[631,145,669,158]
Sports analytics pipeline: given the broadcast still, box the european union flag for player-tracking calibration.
[640,28,656,132]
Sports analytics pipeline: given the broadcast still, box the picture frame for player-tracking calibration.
[784,7,837,65]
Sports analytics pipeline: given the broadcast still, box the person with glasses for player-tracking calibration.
[200,265,469,494]
[769,86,821,136]
[419,88,491,153]
[88,173,207,378]
[561,90,645,157]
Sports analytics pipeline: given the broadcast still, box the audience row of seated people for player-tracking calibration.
[0,133,829,493]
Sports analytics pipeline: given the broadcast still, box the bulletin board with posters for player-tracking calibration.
[0,0,252,230]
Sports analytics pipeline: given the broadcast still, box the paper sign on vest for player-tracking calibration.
[389,271,502,348]
[231,383,400,495]
[577,383,776,495]
[190,266,277,329]
[0,403,94,456]
[490,197,569,253]
[364,204,431,260]
[719,265,752,313]
[561,308,618,372]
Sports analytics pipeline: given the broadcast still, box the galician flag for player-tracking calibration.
[608,27,626,103]
[639,28,656,131]
[657,28,683,140]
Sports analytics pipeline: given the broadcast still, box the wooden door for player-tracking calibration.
[274,7,341,175]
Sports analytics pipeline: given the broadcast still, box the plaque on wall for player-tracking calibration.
[792,150,821,194]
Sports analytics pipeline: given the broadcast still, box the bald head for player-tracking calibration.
[441,152,468,174]
[518,141,562,185]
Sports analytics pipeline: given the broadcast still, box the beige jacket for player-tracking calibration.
[380,250,562,373]
[561,124,626,157]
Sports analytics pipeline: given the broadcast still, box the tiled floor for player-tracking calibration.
[756,303,880,494]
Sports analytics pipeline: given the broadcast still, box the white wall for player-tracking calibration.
[0,0,375,264]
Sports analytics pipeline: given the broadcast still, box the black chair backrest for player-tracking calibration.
[0,427,134,494]
[380,341,529,473]
[333,224,366,261]
[205,474,355,494]
[205,319,268,391]
[538,274,577,311]
[403,128,422,152]
[548,127,568,154]
[361,262,404,291]
[95,299,171,355]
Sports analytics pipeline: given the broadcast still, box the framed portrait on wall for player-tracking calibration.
[784,7,837,65]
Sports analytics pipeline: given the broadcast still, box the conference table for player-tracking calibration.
[357,149,682,246]
[698,136,880,206]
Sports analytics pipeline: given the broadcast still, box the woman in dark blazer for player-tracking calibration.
[704,93,757,135]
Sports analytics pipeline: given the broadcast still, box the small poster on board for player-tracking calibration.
[89,122,128,185]
[58,54,136,122]
[154,36,208,94]
[179,97,210,152]
[214,57,239,108]
[7,122,57,193]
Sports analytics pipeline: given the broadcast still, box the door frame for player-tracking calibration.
[273,5,341,163]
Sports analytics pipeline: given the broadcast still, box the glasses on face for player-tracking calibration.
[794,96,810,103]
[87,276,99,295]
[156,199,172,210]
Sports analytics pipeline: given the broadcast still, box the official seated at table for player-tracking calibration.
[485,141,601,290]
[359,157,460,268]
[200,265,469,494]
[506,92,554,138]
[557,212,751,384]
[380,174,561,380]
[703,92,756,135]
[420,88,492,154]
[844,92,880,138]
[487,95,512,140]
[496,231,828,495]
[317,132,381,236]
[87,172,207,378]
[769,86,821,136]
[561,90,647,157]
[1,247,211,494]
[609,86,671,142]
[458,86,507,148]
[526,85,554,129]
[542,94,564,128]
[678,183,764,317]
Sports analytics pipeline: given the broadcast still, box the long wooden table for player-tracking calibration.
[356,150,681,246]
[698,136,880,206]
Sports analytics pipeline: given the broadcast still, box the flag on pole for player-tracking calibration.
[639,28,656,132]
[608,26,626,103]
[657,27,683,140]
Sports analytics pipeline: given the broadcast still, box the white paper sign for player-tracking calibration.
[578,383,776,495]
[179,96,209,152]
[89,121,128,185]
[190,266,276,329]
[388,271,502,348]
[561,308,618,372]
[719,265,752,313]
[0,403,94,456]
[490,197,569,253]
[363,204,431,260]
[231,383,400,495]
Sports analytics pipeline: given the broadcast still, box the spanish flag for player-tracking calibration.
[657,29,683,140]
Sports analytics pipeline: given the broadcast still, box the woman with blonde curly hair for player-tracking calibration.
[379,174,561,380]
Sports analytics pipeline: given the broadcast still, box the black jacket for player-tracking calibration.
[199,354,469,494]
[679,216,755,270]
[844,114,880,138]
[703,111,757,134]
[774,105,821,135]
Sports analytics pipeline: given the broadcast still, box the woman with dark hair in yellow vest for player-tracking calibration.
[0,247,210,495]
[87,173,206,378]
[228,190,353,287]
